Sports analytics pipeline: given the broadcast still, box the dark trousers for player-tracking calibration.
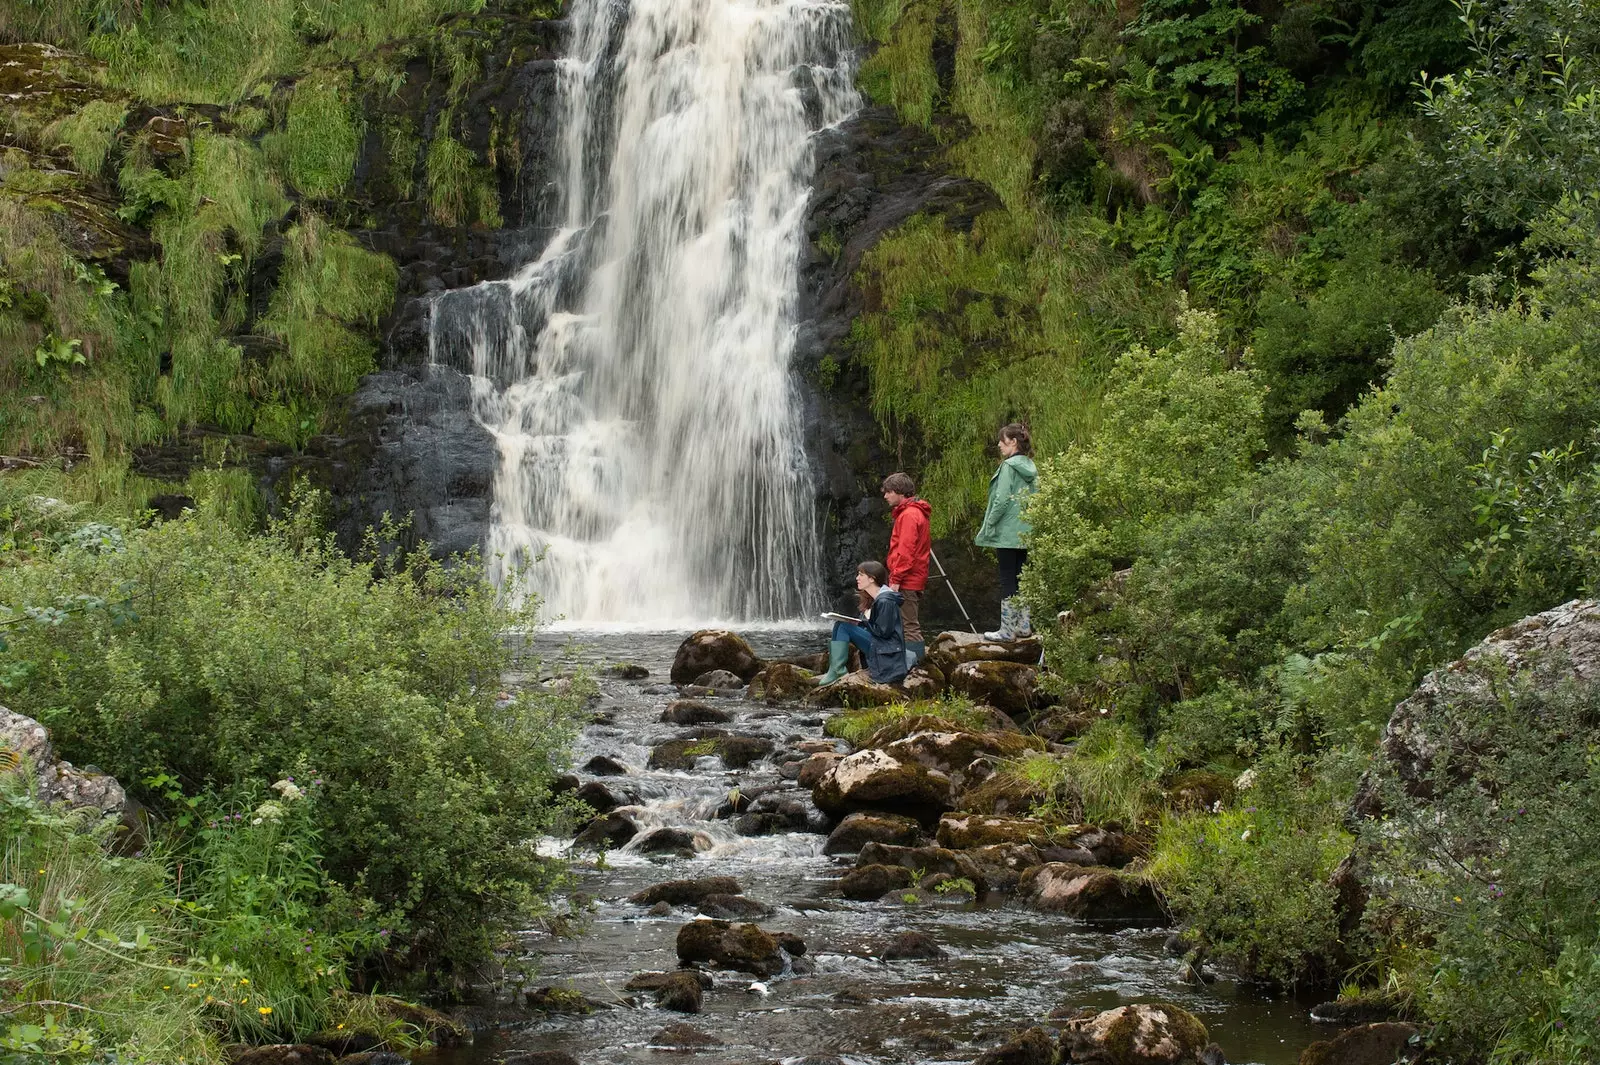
[832,621,874,656]
[997,548,1028,600]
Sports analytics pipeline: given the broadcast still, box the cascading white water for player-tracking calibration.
[428,0,858,623]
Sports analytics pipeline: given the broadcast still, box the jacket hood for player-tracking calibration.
[874,585,904,605]
[1005,455,1038,483]
[894,497,933,518]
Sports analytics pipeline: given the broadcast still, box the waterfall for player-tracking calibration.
[428,0,858,624]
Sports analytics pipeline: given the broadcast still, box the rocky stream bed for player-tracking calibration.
[412,627,1354,1065]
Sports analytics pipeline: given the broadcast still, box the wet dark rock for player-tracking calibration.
[824,811,924,855]
[1018,863,1162,921]
[524,986,600,1013]
[812,748,954,825]
[607,662,650,679]
[649,1022,723,1049]
[552,773,580,795]
[839,862,913,900]
[661,700,734,725]
[649,736,722,771]
[719,735,776,769]
[647,969,705,1013]
[626,969,715,991]
[964,842,1044,893]
[636,827,699,859]
[692,668,746,689]
[774,931,807,956]
[1058,1003,1213,1064]
[574,780,626,815]
[332,1052,409,1065]
[974,1027,1056,1065]
[698,893,773,920]
[227,1048,335,1065]
[644,684,677,695]
[805,671,909,708]
[948,660,1039,717]
[572,812,637,849]
[631,877,743,907]
[675,919,787,976]
[749,662,819,702]
[671,630,765,684]
[1308,997,1398,1026]
[501,1054,580,1065]
[880,930,946,961]
[582,754,628,776]
[1298,1022,1421,1065]
[648,900,672,916]
[798,751,844,787]
[857,842,988,891]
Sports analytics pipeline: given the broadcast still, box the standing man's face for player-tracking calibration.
[883,488,907,507]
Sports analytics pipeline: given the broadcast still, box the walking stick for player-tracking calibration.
[928,548,978,633]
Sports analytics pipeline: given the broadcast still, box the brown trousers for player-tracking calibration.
[858,588,923,641]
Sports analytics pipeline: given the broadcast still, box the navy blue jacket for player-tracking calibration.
[863,587,908,684]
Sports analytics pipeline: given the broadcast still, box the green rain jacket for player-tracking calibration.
[974,455,1038,549]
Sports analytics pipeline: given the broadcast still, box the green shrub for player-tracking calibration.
[0,495,583,976]
[1366,678,1600,1063]
[1149,750,1354,986]
[0,784,222,1064]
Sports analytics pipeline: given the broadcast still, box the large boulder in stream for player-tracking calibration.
[572,812,638,849]
[974,1027,1057,1065]
[749,662,819,701]
[929,630,1044,669]
[948,660,1039,717]
[936,813,1056,849]
[839,862,914,900]
[806,671,909,708]
[1058,1003,1216,1065]
[630,877,743,906]
[857,842,988,890]
[675,919,793,976]
[661,700,734,725]
[671,630,764,684]
[824,811,924,855]
[1018,863,1163,921]
[881,729,1038,790]
[812,748,954,824]
[1298,1022,1422,1065]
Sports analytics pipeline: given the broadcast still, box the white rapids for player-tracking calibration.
[428,0,858,623]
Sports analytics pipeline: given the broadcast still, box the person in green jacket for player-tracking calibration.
[974,422,1038,640]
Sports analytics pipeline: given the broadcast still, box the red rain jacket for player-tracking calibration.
[887,497,932,591]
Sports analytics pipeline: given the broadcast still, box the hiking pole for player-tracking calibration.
[928,548,978,633]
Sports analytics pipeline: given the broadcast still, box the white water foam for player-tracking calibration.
[430,0,858,623]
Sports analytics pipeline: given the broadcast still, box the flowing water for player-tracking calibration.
[427,0,856,623]
[415,630,1336,1065]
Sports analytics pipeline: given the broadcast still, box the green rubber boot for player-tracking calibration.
[817,639,850,685]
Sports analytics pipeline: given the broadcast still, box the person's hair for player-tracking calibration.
[999,422,1033,456]
[881,472,916,496]
[857,560,890,587]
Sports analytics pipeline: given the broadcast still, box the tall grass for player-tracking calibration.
[992,722,1165,825]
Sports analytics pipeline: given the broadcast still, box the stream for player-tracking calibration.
[414,628,1333,1065]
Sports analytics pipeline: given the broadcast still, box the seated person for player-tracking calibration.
[819,561,908,686]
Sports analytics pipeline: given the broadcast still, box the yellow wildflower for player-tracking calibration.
[258,1006,272,1016]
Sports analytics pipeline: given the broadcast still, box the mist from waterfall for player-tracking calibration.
[427,0,857,623]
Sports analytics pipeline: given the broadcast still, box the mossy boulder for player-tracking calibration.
[963,842,1045,892]
[881,930,946,961]
[811,748,954,824]
[628,969,704,1013]
[960,769,1052,816]
[226,1047,336,1065]
[1031,708,1098,742]
[806,670,909,708]
[974,1027,1057,1065]
[929,630,1044,668]
[949,660,1039,717]
[936,813,1056,849]
[524,985,598,1013]
[649,732,770,771]
[1017,863,1163,921]
[901,664,947,699]
[670,630,764,684]
[824,811,924,855]
[630,877,743,906]
[839,862,914,900]
[1298,1022,1421,1065]
[882,729,1040,789]
[675,919,789,976]
[1058,1003,1212,1064]
[797,751,843,786]
[856,842,988,891]
[661,700,733,725]
[749,662,818,701]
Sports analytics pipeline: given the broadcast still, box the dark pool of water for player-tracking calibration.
[416,627,1334,1065]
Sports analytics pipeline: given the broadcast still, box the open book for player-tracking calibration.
[819,611,862,624]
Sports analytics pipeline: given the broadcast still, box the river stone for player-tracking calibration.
[937,813,1055,849]
[838,863,914,900]
[749,662,819,702]
[671,630,764,684]
[963,842,1044,893]
[1017,863,1163,921]
[948,660,1039,717]
[1298,1022,1421,1065]
[649,969,705,1013]
[661,700,734,725]
[606,662,650,678]
[636,827,700,859]
[649,1022,723,1049]
[582,754,628,776]
[811,748,954,825]
[691,668,746,690]
[930,629,1045,667]
[574,780,626,815]
[880,930,946,961]
[806,671,909,708]
[630,877,743,906]
[332,1053,409,1065]
[227,1048,336,1065]
[857,842,988,890]
[649,736,721,771]
[525,986,601,1013]
[626,969,715,991]
[797,751,843,787]
[881,729,1038,789]
[974,1027,1056,1065]
[676,919,788,976]
[502,1054,580,1065]
[573,812,637,849]
[1058,1003,1212,1065]
[823,811,924,855]
[698,893,773,920]
[718,735,775,769]
[901,666,946,699]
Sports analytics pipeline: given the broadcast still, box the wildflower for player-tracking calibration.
[336,1024,345,1030]
[252,800,286,823]
[1234,768,1258,790]
[205,995,215,1004]
[258,1006,272,1016]
[270,779,304,801]
[239,978,249,985]
[188,983,199,989]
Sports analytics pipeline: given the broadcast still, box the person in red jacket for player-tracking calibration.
[881,472,931,667]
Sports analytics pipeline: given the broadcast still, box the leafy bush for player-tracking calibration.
[1366,677,1600,1063]
[0,496,583,977]
[1149,750,1355,985]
